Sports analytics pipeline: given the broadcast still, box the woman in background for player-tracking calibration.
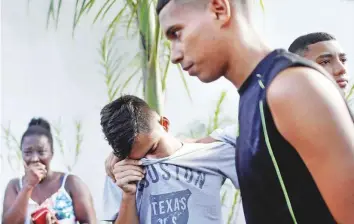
[2,118,96,224]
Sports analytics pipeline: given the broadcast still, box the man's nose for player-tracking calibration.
[171,42,183,64]
[333,59,347,77]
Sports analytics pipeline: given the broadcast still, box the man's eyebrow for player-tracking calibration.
[317,53,333,60]
[339,53,346,58]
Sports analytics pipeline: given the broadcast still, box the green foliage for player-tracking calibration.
[41,0,192,113]
[227,190,240,224]
[1,124,22,171]
[346,83,354,101]
[99,30,141,102]
[208,91,228,134]
[182,90,234,139]
[51,119,84,172]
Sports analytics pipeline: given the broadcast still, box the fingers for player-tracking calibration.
[46,212,58,224]
[105,154,115,181]
[111,154,120,165]
[113,164,145,174]
[46,212,51,224]
[114,169,145,181]
[121,184,137,193]
[28,163,47,173]
[116,175,143,188]
[117,158,142,166]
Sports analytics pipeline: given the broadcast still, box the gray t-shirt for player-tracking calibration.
[102,142,239,224]
[209,124,238,147]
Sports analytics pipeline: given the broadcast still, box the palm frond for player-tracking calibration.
[259,0,265,11]
[46,0,55,28]
[227,190,240,224]
[176,64,192,101]
[74,120,83,165]
[213,91,227,130]
[1,124,22,171]
[346,83,354,100]
[93,0,112,23]
[52,119,66,157]
[55,0,62,28]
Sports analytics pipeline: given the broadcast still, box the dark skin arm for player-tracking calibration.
[65,175,97,224]
[267,67,354,223]
[2,178,32,224]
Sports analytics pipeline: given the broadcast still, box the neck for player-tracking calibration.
[154,134,183,158]
[224,17,272,89]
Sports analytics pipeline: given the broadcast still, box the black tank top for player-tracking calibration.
[236,49,351,224]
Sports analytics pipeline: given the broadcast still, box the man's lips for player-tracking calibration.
[336,78,348,88]
[182,64,193,72]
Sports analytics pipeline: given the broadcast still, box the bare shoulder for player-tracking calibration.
[267,66,343,109]
[65,174,89,194]
[65,174,84,187]
[266,66,353,144]
[6,178,20,191]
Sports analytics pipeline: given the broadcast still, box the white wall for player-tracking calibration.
[1,0,353,223]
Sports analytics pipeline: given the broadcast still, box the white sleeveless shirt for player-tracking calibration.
[19,173,77,224]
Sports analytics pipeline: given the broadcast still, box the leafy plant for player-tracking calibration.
[180,90,235,139]
[1,124,22,172]
[346,83,354,101]
[227,190,240,224]
[41,0,192,114]
[51,119,84,172]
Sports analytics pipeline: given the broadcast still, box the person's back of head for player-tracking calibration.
[100,95,154,159]
[288,32,336,56]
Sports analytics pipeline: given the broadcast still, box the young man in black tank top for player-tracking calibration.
[157,0,354,223]
[103,33,350,180]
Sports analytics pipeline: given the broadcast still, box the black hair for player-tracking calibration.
[156,0,245,15]
[288,32,336,55]
[100,95,154,159]
[157,0,171,14]
[21,117,54,151]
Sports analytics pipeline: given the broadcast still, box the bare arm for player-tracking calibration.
[114,193,139,224]
[2,179,32,224]
[268,67,354,223]
[66,175,96,224]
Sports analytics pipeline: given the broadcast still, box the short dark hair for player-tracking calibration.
[156,0,245,15]
[156,0,206,15]
[21,117,54,151]
[100,95,154,159]
[157,0,170,14]
[288,32,336,55]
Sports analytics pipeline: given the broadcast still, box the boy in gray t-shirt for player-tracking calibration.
[100,95,239,224]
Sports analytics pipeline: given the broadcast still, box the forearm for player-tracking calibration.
[195,136,217,143]
[2,186,33,224]
[114,193,139,224]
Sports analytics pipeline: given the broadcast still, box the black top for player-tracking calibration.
[236,49,342,224]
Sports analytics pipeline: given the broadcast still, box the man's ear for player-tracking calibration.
[208,0,231,26]
[160,116,170,132]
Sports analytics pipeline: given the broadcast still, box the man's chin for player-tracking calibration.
[197,74,222,83]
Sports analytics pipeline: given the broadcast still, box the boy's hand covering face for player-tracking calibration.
[113,159,145,195]
[105,152,120,181]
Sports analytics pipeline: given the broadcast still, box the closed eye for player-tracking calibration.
[319,60,330,65]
